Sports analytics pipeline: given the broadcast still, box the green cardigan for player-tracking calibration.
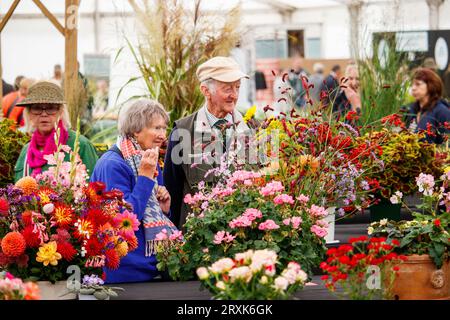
[14,130,98,182]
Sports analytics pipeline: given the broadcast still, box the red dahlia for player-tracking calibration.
[57,242,77,261]
[21,226,41,248]
[105,249,120,270]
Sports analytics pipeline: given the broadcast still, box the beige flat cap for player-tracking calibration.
[16,81,65,106]
[197,56,249,82]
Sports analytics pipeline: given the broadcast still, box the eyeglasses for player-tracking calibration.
[29,104,61,115]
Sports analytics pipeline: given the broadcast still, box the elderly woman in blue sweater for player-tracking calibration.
[91,99,178,283]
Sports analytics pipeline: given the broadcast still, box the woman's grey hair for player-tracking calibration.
[200,78,217,94]
[118,99,169,137]
[23,103,71,133]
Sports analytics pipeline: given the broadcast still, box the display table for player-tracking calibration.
[111,276,342,300]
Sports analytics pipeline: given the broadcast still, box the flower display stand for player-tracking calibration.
[36,281,77,300]
[324,207,339,244]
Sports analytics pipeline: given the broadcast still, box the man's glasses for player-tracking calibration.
[28,104,61,115]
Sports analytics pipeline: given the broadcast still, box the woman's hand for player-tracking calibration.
[344,86,361,112]
[138,147,159,179]
[156,186,171,214]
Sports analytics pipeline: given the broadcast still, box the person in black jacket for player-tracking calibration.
[405,68,450,144]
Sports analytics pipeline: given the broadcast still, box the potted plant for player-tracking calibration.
[0,139,139,299]
[369,172,450,299]
[156,171,327,281]
[320,236,406,300]
[197,249,307,300]
[362,121,444,222]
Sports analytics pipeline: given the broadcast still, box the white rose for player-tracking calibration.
[216,281,226,291]
[273,277,289,291]
[379,218,388,226]
[296,270,308,283]
[367,226,374,235]
[196,267,209,280]
[259,276,268,285]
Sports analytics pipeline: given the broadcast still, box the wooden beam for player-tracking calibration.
[32,0,65,35]
[65,0,79,126]
[0,0,21,33]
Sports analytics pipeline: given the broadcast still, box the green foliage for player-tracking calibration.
[370,212,450,269]
[0,119,30,187]
[358,37,411,133]
[363,129,444,198]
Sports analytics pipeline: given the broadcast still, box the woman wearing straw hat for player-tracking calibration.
[14,81,98,181]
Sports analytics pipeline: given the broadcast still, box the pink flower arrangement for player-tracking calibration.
[258,219,280,231]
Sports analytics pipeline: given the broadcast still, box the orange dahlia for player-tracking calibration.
[126,235,138,252]
[105,248,120,270]
[53,203,74,228]
[1,232,27,257]
[15,176,39,196]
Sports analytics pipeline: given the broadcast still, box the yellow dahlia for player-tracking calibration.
[115,240,129,258]
[36,241,62,266]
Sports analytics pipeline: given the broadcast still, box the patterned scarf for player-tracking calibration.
[117,135,178,256]
[27,120,69,177]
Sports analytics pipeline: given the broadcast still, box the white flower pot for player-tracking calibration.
[36,281,77,300]
[324,207,340,244]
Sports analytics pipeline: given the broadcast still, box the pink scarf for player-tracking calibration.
[26,120,69,176]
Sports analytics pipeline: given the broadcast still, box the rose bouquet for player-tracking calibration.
[0,271,40,300]
[0,139,139,283]
[320,236,407,300]
[196,249,307,300]
[156,170,327,281]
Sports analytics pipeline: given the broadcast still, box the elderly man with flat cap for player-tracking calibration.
[164,56,254,229]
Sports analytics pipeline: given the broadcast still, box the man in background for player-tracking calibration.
[322,64,342,108]
[309,63,325,104]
